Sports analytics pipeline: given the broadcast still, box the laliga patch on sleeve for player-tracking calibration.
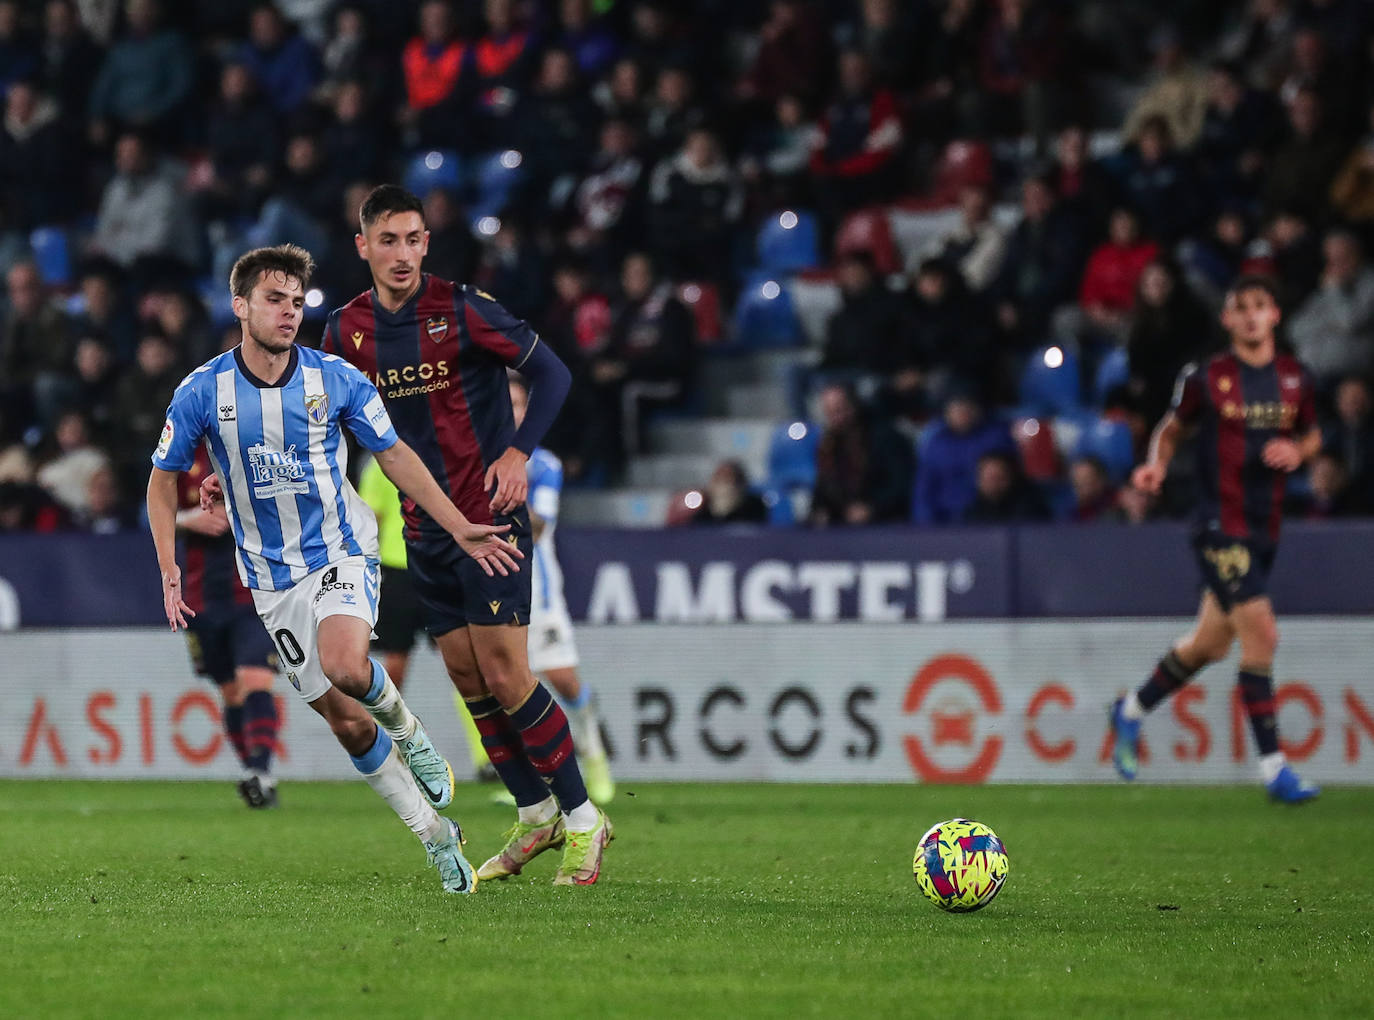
[363,395,392,434]
[155,418,175,459]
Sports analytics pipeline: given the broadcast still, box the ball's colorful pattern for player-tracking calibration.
[912,818,1009,913]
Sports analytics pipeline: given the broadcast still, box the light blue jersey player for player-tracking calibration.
[511,378,614,805]
[147,245,523,893]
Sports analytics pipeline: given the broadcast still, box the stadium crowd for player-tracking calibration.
[4,0,1374,532]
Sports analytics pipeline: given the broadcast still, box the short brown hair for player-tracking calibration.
[1226,273,1281,307]
[229,244,315,299]
[359,184,425,231]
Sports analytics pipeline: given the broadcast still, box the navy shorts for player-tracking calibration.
[372,565,427,653]
[1191,528,1277,612]
[184,604,279,684]
[406,510,532,635]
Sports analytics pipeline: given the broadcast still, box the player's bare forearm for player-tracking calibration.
[1146,413,1182,472]
[1299,426,1322,462]
[147,468,183,573]
[372,440,472,535]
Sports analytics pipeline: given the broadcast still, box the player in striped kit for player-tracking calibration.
[149,245,522,893]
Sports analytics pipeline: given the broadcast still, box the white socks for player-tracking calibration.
[567,703,606,758]
[1121,692,1145,722]
[564,799,600,833]
[517,796,559,826]
[1258,752,1287,786]
[362,666,420,743]
[360,744,445,844]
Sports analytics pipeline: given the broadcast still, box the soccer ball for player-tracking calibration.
[912,817,1009,913]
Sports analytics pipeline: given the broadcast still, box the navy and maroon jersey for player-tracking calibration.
[1172,351,1317,544]
[320,275,539,537]
[177,445,254,614]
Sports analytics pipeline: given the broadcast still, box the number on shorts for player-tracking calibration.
[274,628,305,667]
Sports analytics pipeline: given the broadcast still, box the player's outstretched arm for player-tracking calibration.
[372,439,524,577]
[1132,412,1183,494]
[147,467,197,632]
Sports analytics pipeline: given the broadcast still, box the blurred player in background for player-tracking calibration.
[510,376,614,805]
[1111,276,1322,803]
[158,244,522,893]
[176,444,282,808]
[320,184,612,885]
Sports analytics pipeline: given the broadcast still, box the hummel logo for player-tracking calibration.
[489,600,502,615]
[218,404,236,422]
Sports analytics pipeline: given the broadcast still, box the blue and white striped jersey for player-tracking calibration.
[151,345,399,592]
[527,446,566,615]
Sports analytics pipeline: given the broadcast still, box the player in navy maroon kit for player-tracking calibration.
[177,445,282,808]
[321,185,611,883]
[1110,276,1322,802]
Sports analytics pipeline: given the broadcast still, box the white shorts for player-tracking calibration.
[528,605,579,673]
[251,557,380,702]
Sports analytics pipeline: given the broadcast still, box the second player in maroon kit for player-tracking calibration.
[1109,275,1322,802]
[321,185,612,884]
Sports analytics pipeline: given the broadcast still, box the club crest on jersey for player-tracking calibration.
[305,392,329,425]
[426,316,449,342]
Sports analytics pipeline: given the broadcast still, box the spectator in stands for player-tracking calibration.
[318,4,393,104]
[693,459,767,525]
[0,459,69,532]
[92,130,199,274]
[518,48,600,210]
[401,0,468,147]
[202,61,278,220]
[1177,205,1250,308]
[1287,228,1374,386]
[920,183,1009,294]
[974,0,1068,145]
[961,450,1050,524]
[1126,259,1211,423]
[585,252,695,478]
[819,251,910,379]
[88,0,193,145]
[643,65,706,161]
[321,79,386,192]
[1329,101,1374,228]
[1110,479,1158,525]
[237,3,320,115]
[912,387,1014,526]
[417,186,475,285]
[1074,207,1159,343]
[1277,26,1352,135]
[1263,87,1347,221]
[1322,375,1374,506]
[1256,207,1323,304]
[469,0,539,148]
[847,0,920,91]
[624,0,693,71]
[993,173,1086,345]
[569,117,646,270]
[648,127,744,284]
[1217,0,1295,91]
[1068,455,1118,522]
[738,0,831,107]
[540,258,610,476]
[554,0,619,80]
[1,260,73,433]
[1049,123,1115,240]
[593,56,645,127]
[809,382,912,526]
[314,179,380,299]
[78,461,131,533]
[1118,115,1201,244]
[1196,60,1281,208]
[69,336,120,433]
[739,93,818,214]
[809,48,902,218]
[472,219,547,320]
[1293,449,1367,517]
[0,1,35,95]
[0,78,76,230]
[71,260,135,360]
[144,286,214,368]
[37,0,99,129]
[108,330,181,491]
[908,0,980,144]
[1122,24,1209,149]
[907,258,993,407]
[36,409,110,520]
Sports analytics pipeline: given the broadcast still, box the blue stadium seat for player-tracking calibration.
[402,150,464,200]
[1074,416,1135,483]
[732,278,804,348]
[29,227,71,287]
[1019,345,1082,416]
[1093,345,1130,406]
[761,485,796,525]
[198,276,238,330]
[767,420,820,492]
[756,210,820,274]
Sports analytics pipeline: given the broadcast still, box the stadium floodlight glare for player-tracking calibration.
[779,210,799,230]
[1043,345,1065,369]
[424,150,445,170]
[1020,419,1040,437]
[683,490,704,510]
[681,283,702,303]
[477,216,501,236]
[761,280,781,300]
[787,421,808,440]
[500,149,523,169]
[304,288,324,309]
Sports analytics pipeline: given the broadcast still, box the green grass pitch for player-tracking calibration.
[2,781,1371,1018]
